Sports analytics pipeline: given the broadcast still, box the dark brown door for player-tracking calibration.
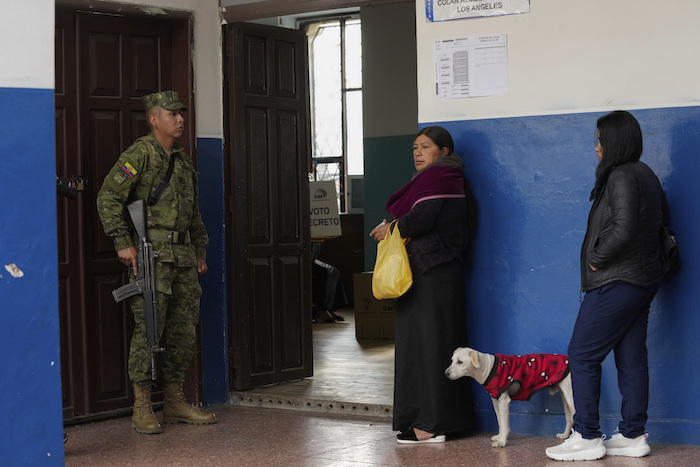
[224,23,313,390]
[56,7,197,420]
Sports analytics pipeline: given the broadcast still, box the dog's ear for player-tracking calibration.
[470,351,480,368]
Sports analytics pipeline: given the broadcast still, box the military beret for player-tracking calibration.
[142,90,187,111]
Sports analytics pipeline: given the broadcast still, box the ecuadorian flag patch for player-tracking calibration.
[122,162,137,178]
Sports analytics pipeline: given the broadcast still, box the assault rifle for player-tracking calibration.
[111,199,163,380]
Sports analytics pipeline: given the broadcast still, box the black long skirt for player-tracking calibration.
[392,259,474,434]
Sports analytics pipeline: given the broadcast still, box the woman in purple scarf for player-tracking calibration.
[370,126,478,443]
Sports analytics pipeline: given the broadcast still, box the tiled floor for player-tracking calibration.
[64,310,698,466]
[63,404,700,466]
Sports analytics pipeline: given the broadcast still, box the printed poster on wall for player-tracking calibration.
[425,0,529,22]
[434,34,508,99]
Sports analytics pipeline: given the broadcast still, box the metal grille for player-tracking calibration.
[305,16,363,212]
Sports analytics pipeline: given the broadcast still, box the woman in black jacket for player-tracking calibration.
[370,126,478,444]
[547,111,666,461]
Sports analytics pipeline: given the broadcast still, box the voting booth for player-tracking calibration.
[310,181,342,239]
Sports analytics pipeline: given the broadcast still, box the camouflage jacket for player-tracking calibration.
[96,134,208,267]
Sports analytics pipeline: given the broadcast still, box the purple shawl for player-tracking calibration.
[386,165,466,219]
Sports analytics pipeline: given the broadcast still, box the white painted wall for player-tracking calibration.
[416,0,700,122]
[0,0,54,88]
[113,0,223,138]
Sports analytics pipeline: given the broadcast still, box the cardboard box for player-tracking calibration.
[353,272,396,340]
[309,181,342,238]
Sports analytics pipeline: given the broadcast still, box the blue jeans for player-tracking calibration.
[568,281,658,439]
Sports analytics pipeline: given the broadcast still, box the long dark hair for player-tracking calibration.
[417,126,455,154]
[417,126,479,262]
[590,110,643,201]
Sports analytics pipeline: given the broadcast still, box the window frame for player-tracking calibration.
[302,14,362,213]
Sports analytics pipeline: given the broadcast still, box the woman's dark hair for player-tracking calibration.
[417,126,455,154]
[590,110,643,200]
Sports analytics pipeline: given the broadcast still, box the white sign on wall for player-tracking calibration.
[425,0,529,22]
[434,34,508,99]
[309,181,342,238]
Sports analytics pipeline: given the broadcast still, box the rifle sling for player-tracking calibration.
[148,152,177,206]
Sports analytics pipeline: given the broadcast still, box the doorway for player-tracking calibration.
[223,22,314,391]
[232,310,395,416]
[225,5,402,412]
[55,4,200,421]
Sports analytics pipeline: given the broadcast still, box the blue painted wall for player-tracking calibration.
[196,137,228,405]
[441,107,699,444]
[0,87,65,464]
[364,107,700,444]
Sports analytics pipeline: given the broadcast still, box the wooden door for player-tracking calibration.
[55,7,197,420]
[224,23,313,390]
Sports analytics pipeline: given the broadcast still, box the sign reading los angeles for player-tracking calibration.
[425,0,529,22]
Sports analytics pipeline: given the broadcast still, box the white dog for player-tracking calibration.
[445,347,575,447]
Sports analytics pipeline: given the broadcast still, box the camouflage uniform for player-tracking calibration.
[96,94,208,384]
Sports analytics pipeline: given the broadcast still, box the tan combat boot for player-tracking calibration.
[132,382,162,434]
[163,382,217,425]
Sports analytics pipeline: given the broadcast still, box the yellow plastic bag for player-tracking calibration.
[372,220,413,299]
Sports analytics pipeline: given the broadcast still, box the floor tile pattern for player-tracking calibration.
[64,310,698,466]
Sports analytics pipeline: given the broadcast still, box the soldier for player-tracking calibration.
[97,90,216,434]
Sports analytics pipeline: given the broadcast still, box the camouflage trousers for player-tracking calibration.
[128,263,202,384]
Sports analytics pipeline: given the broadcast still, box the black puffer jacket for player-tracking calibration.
[397,154,470,273]
[580,161,665,291]
[399,197,468,273]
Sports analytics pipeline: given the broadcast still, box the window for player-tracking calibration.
[305,16,363,213]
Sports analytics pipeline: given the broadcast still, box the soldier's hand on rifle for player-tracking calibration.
[197,258,208,276]
[118,246,139,276]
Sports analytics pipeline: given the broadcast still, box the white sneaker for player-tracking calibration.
[545,431,607,461]
[604,432,651,457]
